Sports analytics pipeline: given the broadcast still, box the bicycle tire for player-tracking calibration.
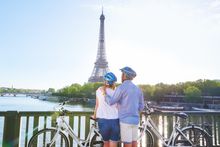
[28,128,70,147]
[138,127,154,147]
[173,127,212,147]
[90,134,104,147]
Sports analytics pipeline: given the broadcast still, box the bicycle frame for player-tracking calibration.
[140,114,194,147]
[50,115,101,147]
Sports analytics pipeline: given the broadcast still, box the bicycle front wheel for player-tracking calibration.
[138,127,154,147]
[90,134,103,147]
[28,128,69,147]
[173,127,212,147]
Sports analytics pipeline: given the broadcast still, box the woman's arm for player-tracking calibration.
[105,86,123,105]
[93,96,99,119]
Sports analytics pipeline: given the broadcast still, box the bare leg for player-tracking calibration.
[109,141,118,147]
[104,141,109,147]
[132,141,137,147]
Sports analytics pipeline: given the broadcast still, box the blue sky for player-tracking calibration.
[0,0,220,90]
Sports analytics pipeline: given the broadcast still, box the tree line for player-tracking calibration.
[53,79,220,103]
[53,83,103,99]
[140,79,220,103]
[1,79,219,103]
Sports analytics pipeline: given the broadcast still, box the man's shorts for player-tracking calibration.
[120,122,138,143]
[98,118,120,142]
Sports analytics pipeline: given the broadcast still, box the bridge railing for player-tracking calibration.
[0,111,220,147]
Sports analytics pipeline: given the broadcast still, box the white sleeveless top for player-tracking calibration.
[96,87,118,119]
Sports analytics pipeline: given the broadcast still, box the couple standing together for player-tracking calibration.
[93,66,145,147]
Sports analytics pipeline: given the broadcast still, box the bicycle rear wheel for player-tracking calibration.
[28,128,69,147]
[173,127,212,147]
[138,127,154,147]
[90,134,103,147]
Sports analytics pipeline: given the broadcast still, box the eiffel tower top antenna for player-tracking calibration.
[101,0,103,12]
[88,8,109,83]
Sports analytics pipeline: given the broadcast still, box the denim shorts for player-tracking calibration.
[98,118,120,142]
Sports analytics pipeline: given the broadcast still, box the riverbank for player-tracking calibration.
[158,101,220,111]
[46,95,96,106]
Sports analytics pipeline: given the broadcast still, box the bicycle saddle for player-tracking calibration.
[174,112,188,119]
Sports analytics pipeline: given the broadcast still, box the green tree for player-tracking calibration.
[81,83,101,98]
[68,84,82,97]
[184,86,202,103]
[139,84,154,100]
[152,86,164,103]
[47,88,55,93]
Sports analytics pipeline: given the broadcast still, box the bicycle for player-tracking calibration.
[138,103,212,147]
[28,101,103,147]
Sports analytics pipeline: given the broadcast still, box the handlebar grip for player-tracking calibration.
[90,116,98,122]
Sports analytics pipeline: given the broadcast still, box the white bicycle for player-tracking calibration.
[28,102,103,147]
[138,103,212,147]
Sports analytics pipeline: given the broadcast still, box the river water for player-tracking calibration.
[0,94,93,111]
[0,95,94,147]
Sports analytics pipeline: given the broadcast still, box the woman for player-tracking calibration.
[93,72,120,147]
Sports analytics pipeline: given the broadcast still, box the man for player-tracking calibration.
[105,66,144,147]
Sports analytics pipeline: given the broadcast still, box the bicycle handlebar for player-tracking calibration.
[53,101,72,116]
[143,102,154,115]
[59,100,71,106]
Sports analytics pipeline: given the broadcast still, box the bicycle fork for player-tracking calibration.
[47,130,61,147]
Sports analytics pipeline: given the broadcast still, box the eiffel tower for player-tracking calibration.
[88,10,109,82]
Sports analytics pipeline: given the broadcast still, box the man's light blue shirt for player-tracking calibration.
[105,80,144,125]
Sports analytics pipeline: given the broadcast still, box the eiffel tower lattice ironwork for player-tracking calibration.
[88,11,109,82]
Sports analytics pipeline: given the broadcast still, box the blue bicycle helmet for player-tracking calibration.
[120,66,136,79]
[104,72,117,85]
